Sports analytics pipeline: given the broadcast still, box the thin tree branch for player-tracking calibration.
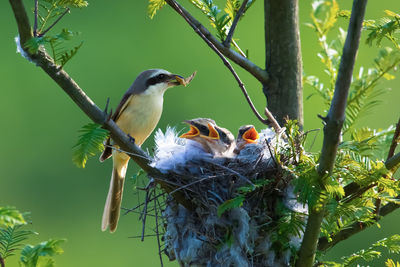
[164,0,269,84]
[297,1,367,266]
[34,0,38,37]
[9,0,32,48]
[375,119,400,215]
[223,0,249,48]
[388,117,400,160]
[386,151,400,170]
[165,0,269,125]
[8,0,194,211]
[153,191,164,267]
[38,7,70,37]
[318,194,400,251]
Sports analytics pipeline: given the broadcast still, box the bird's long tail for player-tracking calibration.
[101,152,129,232]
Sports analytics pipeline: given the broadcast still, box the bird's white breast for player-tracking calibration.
[116,91,164,146]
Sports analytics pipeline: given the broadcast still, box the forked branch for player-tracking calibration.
[164,0,269,84]
[166,0,270,125]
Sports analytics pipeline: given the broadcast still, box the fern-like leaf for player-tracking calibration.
[365,10,400,48]
[341,235,400,266]
[0,207,26,228]
[43,0,88,8]
[386,259,400,267]
[72,123,109,168]
[0,225,35,260]
[60,41,83,67]
[148,0,166,19]
[20,239,65,267]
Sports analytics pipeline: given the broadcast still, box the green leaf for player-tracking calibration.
[72,123,109,168]
[59,41,83,67]
[0,207,26,227]
[341,235,400,266]
[365,10,400,48]
[24,37,48,54]
[20,239,65,267]
[147,0,166,19]
[0,225,35,260]
[43,0,88,8]
[217,195,245,217]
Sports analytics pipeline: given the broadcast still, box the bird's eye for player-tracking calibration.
[199,125,207,132]
[158,74,166,80]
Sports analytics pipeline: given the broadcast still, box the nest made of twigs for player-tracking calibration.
[129,128,306,267]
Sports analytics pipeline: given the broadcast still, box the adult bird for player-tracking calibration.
[100,69,185,232]
[180,118,235,156]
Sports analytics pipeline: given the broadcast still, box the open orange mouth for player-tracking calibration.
[180,125,200,139]
[201,123,220,140]
[243,127,259,143]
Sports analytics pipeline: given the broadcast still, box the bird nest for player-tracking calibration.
[127,127,307,267]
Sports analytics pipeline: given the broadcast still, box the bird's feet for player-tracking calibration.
[127,134,136,143]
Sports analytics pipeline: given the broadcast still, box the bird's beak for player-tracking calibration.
[168,71,197,87]
[168,74,185,86]
[201,123,220,140]
[243,127,259,143]
[179,121,200,139]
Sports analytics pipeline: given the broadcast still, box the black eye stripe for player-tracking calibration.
[146,73,169,87]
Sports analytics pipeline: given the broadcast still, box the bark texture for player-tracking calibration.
[264,0,303,127]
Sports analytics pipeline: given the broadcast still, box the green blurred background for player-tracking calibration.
[0,0,399,266]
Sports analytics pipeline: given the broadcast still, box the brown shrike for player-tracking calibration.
[99,69,186,232]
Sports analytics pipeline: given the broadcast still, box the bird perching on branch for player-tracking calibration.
[99,69,195,233]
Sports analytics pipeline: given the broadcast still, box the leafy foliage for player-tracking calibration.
[387,259,400,267]
[0,205,66,266]
[339,235,400,266]
[20,239,65,267]
[72,123,109,168]
[365,10,400,49]
[24,0,88,67]
[26,29,84,67]
[148,0,166,19]
[0,207,26,227]
[305,1,400,134]
[0,225,35,260]
[147,0,255,56]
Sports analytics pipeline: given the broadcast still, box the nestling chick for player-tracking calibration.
[180,118,235,156]
[234,125,260,154]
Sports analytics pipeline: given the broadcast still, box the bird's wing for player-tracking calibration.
[112,92,134,122]
[99,92,134,162]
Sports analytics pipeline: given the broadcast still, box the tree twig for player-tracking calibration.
[297,1,368,266]
[386,151,400,170]
[141,188,151,241]
[223,0,249,48]
[165,0,269,125]
[33,0,38,37]
[388,117,400,160]
[164,0,269,84]
[153,190,164,267]
[38,7,70,37]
